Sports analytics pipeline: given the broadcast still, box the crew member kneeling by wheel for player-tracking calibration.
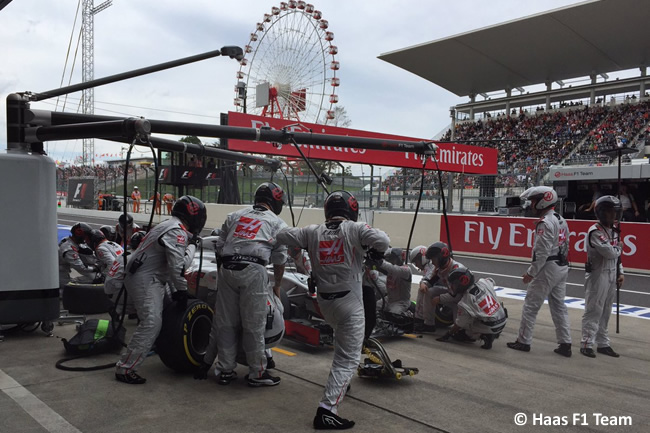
[277,190,389,430]
[436,265,507,349]
[115,195,206,385]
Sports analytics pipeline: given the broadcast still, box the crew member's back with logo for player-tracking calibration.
[220,203,288,262]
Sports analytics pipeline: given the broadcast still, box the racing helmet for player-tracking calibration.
[447,264,475,295]
[385,247,405,266]
[520,186,558,211]
[129,231,146,250]
[264,293,285,349]
[324,190,359,222]
[210,228,223,237]
[88,229,106,250]
[172,195,207,235]
[70,222,93,244]
[118,213,134,228]
[594,195,622,227]
[425,241,452,268]
[254,182,285,215]
[99,225,116,242]
[409,245,430,270]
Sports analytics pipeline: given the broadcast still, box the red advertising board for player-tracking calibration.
[440,215,649,271]
[226,112,497,175]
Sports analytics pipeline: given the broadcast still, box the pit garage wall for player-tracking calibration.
[57,207,649,273]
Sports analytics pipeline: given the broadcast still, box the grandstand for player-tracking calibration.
[379,0,650,214]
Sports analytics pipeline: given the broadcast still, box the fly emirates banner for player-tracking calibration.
[441,215,649,271]
[226,112,497,175]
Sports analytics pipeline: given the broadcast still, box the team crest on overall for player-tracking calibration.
[318,238,345,265]
[233,216,263,239]
[108,260,121,277]
[479,294,500,316]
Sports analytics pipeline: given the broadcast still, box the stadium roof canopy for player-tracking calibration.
[378,0,649,97]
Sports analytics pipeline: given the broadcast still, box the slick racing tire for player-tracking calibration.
[62,282,113,314]
[156,299,214,373]
[434,304,453,328]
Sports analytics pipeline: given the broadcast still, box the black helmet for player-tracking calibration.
[99,225,116,242]
[594,195,622,227]
[88,229,106,250]
[425,241,452,268]
[447,264,475,295]
[172,195,207,235]
[324,190,359,222]
[254,182,285,215]
[385,247,405,266]
[118,213,134,228]
[129,231,146,250]
[70,222,93,244]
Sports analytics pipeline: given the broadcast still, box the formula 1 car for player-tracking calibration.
[183,238,452,347]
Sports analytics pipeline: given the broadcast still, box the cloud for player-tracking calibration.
[2,0,594,164]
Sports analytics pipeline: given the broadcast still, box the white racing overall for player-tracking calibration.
[278,220,389,414]
[517,211,571,346]
[581,224,623,349]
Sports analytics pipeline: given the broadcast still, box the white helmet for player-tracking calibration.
[520,186,557,210]
[409,245,430,270]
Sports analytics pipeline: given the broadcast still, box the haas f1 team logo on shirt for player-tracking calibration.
[233,216,263,239]
[479,294,500,316]
[108,260,121,277]
[318,238,345,265]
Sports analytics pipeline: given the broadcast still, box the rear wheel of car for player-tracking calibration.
[434,304,453,327]
[156,299,214,373]
[62,282,113,314]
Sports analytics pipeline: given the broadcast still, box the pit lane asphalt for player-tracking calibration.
[7,211,641,432]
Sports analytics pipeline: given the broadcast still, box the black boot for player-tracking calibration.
[314,407,355,430]
[480,334,495,350]
[580,347,596,358]
[507,340,531,352]
[115,371,146,385]
[554,343,572,358]
[597,346,620,358]
[193,361,212,380]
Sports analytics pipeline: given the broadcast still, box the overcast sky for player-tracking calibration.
[1,0,598,164]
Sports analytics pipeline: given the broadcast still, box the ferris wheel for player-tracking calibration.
[234,1,339,124]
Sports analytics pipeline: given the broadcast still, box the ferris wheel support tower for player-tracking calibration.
[81,0,112,166]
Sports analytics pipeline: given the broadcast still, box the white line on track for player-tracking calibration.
[0,369,82,433]
[412,272,649,296]
[454,253,650,278]
[472,271,650,296]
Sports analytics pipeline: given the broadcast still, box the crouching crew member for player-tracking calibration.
[59,222,98,288]
[437,265,507,349]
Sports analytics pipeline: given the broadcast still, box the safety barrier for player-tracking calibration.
[57,206,650,273]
